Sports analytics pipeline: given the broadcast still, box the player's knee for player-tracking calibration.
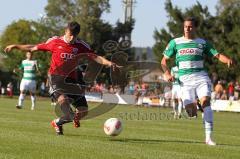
[200,96,211,108]
[57,95,69,105]
[185,104,197,117]
[20,91,25,94]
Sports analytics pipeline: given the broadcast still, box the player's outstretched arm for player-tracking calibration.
[4,44,37,53]
[94,56,122,70]
[215,53,233,68]
[13,68,21,73]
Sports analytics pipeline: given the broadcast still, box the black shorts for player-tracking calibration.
[48,74,88,108]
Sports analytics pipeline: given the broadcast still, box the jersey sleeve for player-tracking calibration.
[204,41,219,57]
[170,67,174,76]
[34,60,39,70]
[79,40,97,60]
[163,39,176,58]
[36,36,57,52]
[19,62,23,70]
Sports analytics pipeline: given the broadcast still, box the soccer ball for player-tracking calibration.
[103,118,122,136]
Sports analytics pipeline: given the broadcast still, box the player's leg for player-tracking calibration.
[71,95,88,128]
[196,99,204,118]
[197,81,216,146]
[181,84,197,118]
[17,90,25,109]
[29,80,36,110]
[172,99,178,119]
[176,85,183,118]
[17,80,26,109]
[171,87,178,119]
[185,103,197,118]
[48,75,74,135]
[51,92,74,135]
[177,98,183,118]
[29,91,36,110]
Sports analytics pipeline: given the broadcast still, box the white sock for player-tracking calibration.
[18,94,25,106]
[31,95,36,108]
[172,101,177,115]
[178,101,182,115]
[203,106,213,141]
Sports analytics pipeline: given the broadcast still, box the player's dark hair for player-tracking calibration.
[184,17,198,27]
[66,21,81,36]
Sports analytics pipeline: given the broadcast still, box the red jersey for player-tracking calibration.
[37,36,97,79]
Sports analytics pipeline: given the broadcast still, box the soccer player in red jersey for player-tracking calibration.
[5,21,119,135]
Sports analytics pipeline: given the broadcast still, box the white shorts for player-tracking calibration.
[172,85,181,99]
[20,79,36,93]
[180,72,212,106]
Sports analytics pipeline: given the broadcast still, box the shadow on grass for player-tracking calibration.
[113,138,240,147]
[110,138,203,145]
[66,133,202,145]
[65,134,240,147]
[216,143,240,147]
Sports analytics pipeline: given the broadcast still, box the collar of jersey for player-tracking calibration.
[63,35,77,44]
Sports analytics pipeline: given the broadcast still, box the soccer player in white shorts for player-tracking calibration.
[161,17,232,146]
[171,66,183,119]
[15,52,39,110]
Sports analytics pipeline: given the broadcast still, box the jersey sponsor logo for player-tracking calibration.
[178,48,202,56]
[60,53,75,61]
[24,65,35,70]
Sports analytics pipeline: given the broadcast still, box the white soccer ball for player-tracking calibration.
[103,118,123,136]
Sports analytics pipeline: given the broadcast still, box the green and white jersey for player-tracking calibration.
[19,59,38,80]
[163,36,218,77]
[171,66,180,85]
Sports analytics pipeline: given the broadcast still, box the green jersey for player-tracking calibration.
[19,59,38,80]
[171,66,180,85]
[163,37,218,77]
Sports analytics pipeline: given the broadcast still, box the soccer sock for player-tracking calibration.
[172,101,177,113]
[55,116,73,125]
[18,94,25,106]
[203,106,213,141]
[56,101,74,125]
[31,95,36,108]
[178,101,182,115]
[55,118,70,125]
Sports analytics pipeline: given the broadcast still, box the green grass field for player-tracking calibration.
[0,97,240,159]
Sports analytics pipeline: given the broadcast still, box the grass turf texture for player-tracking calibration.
[0,97,240,159]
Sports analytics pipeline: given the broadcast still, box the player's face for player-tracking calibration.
[65,29,77,44]
[183,21,196,39]
[26,52,32,60]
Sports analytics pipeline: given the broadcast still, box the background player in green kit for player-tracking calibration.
[161,17,232,146]
[170,66,183,119]
[14,52,39,110]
